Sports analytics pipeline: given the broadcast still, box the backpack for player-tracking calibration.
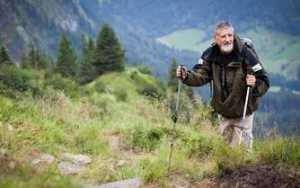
[240,37,264,74]
[196,37,260,98]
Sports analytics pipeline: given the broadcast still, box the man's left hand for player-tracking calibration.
[246,74,256,87]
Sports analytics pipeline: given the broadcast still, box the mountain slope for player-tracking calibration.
[1,0,300,78]
[0,0,95,57]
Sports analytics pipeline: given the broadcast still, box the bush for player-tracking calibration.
[88,93,115,117]
[129,70,166,100]
[0,65,39,97]
[139,158,167,183]
[212,142,255,174]
[44,74,79,98]
[127,125,165,151]
[75,125,110,155]
[113,88,128,102]
[136,65,152,75]
[181,131,216,158]
[0,96,13,122]
[94,80,106,93]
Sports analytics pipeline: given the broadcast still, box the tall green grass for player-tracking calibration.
[255,137,300,167]
[1,69,299,187]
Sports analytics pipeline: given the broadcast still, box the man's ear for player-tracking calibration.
[213,34,216,41]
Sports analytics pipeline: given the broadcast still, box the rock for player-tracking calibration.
[116,160,126,167]
[0,148,7,156]
[8,161,16,169]
[61,153,91,165]
[31,153,55,166]
[88,178,143,188]
[58,153,92,175]
[58,161,86,175]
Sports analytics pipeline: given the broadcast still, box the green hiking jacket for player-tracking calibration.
[183,36,270,118]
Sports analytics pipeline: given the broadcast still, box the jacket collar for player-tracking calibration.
[202,34,244,63]
[234,35,244,54]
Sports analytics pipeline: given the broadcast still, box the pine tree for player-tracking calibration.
[21,44,49,70]
[93,24,125,76]
[79,36,96,84]
[0,46,13,65]
[55,34,78,78]
[168,58,194,98]
[168,59,179,92]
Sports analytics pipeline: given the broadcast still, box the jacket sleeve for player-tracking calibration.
[253,69,270,97]
[244,47,270,97]
[182,60,212,86]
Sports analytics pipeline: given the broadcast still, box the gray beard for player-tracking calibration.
[220,43,234,54]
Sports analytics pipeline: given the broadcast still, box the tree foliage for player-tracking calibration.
[20,44,50,70]
[93,24,125,76]
[55,34,78,78]
[79,36,96,84]
[168,59,179,92]
[0,46,13,66]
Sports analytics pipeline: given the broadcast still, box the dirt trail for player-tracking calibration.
[193,165,300,188]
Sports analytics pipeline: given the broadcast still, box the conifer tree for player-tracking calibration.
[168,59,179,92]
[0,45,13,65]
[55,34,78,78]
[93,24,125,76]
[168,58,194,98]
[21,44,49,70]
[79,36,96,84]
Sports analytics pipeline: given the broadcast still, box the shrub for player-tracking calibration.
[88,93,115,117]
[75,125,110,155]
[0,96,13,122]
[113,88,128,102]
[136,65,152,75]
[181,131,216,158]
[127,125,165,151]
[94,80,106,93]
[139,158,167,183]
[0,65,39,97]
[129,70,166,100]
[213,144,255,174]
[44,74,79,98]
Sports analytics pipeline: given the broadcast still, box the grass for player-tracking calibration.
[255,136,300,167]
[1,69,299,187]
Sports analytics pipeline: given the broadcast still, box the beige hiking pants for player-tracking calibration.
[218,114,254,150]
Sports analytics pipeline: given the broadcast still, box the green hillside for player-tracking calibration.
[156,26,300,80]
[156,29,210,52]
[0,67,299,187]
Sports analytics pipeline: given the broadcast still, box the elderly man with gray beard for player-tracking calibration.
[176,21,269,150]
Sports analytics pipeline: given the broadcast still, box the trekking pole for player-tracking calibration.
[242,86,250,120]
[242,76,253,148]
[167,66,183,174]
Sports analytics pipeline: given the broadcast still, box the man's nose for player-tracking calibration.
[225,35,231,42]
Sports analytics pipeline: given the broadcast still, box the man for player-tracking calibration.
[176,21,269,149]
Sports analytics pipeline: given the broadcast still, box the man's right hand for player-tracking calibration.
[176,66,188,80]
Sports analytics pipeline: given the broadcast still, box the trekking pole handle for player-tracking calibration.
[177,65,187,80]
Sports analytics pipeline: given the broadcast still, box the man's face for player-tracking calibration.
[214,27,234,54]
